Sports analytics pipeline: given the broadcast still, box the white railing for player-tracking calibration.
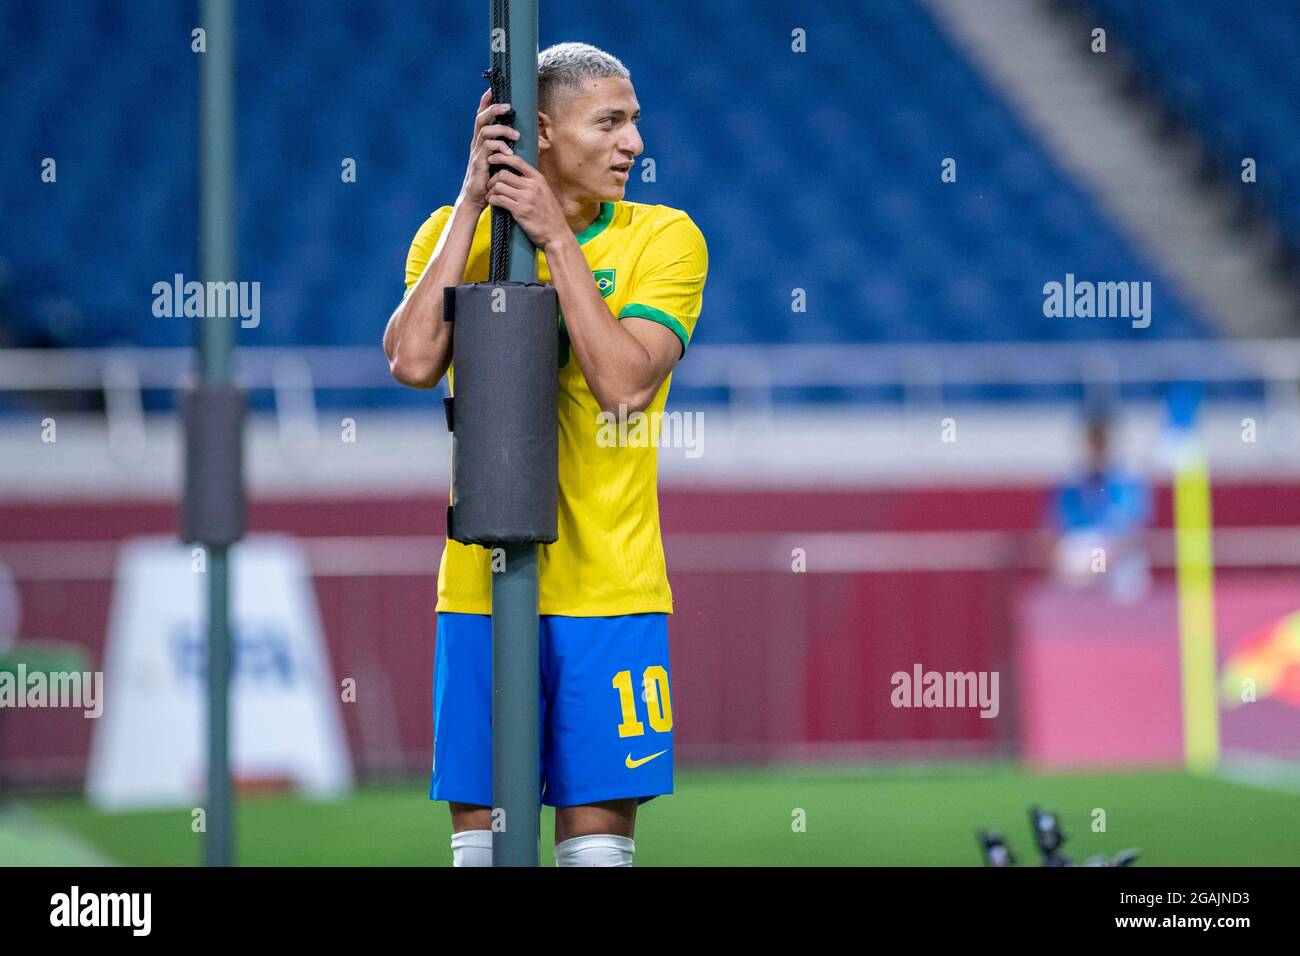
[1,339,1297,455]
[3,339,1297,391]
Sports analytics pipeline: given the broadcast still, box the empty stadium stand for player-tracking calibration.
[0,0,1222,375]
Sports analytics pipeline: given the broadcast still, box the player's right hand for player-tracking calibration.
[460,88,520,211]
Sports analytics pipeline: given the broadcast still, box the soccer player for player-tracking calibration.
[382,42,707,866]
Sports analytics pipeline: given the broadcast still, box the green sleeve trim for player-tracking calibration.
[619,303,689,354]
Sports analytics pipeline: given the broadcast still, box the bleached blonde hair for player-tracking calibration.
[538,42,630,118]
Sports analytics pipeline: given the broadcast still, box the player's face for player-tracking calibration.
[540,76,643,203]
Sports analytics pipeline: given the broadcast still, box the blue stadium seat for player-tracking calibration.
[1084,0,1300,253]
[0,0,1218,393]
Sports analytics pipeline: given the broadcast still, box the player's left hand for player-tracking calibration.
[485,152,569,251]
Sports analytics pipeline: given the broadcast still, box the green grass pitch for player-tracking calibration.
[8,763,1299,866]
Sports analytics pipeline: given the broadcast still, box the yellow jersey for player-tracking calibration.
[403,199,708,615]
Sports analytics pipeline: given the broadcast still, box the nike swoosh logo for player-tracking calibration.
[625,750,668,769]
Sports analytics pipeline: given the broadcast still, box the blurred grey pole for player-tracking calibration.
[491,0,542,867]
[198,0,236,868]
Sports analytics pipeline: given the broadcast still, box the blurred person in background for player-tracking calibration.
[1048,405,1154,603]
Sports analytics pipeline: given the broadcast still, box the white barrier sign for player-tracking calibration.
[87,535,353,809]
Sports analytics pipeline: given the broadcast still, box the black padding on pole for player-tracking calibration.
[180,385,246,546]
[447,281,558,545]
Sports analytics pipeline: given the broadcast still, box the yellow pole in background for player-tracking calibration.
[1172,413,1220,773]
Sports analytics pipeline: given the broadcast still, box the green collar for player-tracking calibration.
[575,201,614,246]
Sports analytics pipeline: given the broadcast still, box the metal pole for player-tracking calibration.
[491,0,542,867]
[199,0,236,868]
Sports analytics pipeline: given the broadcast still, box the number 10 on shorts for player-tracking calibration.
[612,667,673,737]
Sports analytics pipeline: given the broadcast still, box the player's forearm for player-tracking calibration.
[384,199,482,389]
[545,233,656,415]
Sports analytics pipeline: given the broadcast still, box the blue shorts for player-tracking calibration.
[430,611,675,808]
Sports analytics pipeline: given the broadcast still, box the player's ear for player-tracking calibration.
[537,111,553,151]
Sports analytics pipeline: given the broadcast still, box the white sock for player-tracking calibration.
[554,834,635,867]
[450,828,493,867]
